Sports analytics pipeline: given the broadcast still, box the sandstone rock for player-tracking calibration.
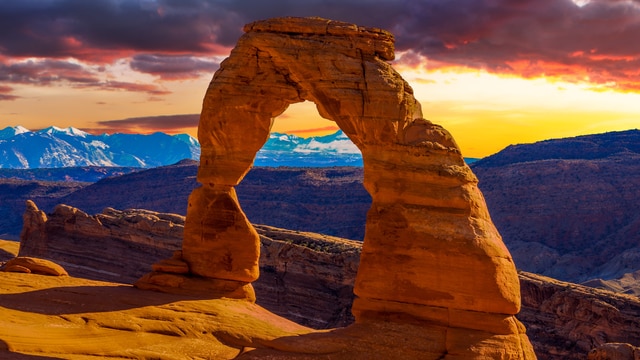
[18,200,48,257]
[3,264,30,273]
[470,131,640,284]
[151,251,189,274]
[2,256,67,276]
[136,272,256,301]
[0,239,19,263]
[145,16,534,359]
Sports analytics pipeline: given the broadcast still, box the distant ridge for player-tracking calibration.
[471,128,640,285]
[472,129,640,168]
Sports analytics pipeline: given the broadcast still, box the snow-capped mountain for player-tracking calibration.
[255,130,363,167]
[0,126,475,169]
[0,125,30,140]
[0,126,201,169]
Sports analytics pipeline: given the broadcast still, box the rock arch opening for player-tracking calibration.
[236,100,368,240]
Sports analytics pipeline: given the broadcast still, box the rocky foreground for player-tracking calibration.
[2,203,639,359]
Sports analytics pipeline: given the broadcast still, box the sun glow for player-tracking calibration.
[398,66,640,157]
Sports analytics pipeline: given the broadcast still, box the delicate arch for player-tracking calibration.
[151,17,524,332]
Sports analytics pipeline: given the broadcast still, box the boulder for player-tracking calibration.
[2,256,67,276]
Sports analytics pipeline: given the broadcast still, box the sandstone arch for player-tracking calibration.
[138,17,535,358]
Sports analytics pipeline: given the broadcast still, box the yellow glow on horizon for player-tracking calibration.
[400,67,640,157]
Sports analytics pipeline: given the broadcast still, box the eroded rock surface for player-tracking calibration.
[135,16,534,358]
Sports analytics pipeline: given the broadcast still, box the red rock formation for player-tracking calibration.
[138,16,534,358]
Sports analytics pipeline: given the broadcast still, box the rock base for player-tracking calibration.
[135,271,256,302]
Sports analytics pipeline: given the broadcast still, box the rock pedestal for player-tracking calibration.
[137,17,536,358]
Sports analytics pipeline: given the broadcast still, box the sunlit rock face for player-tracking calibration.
[142,16,535,359]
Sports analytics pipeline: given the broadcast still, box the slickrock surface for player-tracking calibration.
[0,239,19,262]
[138,16,533,359]
[0,272,312,359]
[14,204,640,358]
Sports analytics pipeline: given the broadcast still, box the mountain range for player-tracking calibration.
[0,126,200,168]
[0,126,476,170]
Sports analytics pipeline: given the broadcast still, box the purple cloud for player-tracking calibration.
[94,113,199,133]
[0,0,639,91]
[130,54,220,79]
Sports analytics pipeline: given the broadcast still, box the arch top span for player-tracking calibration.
[196,17,427,187]
[137,17,535,359]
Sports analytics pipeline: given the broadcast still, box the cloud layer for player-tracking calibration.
[92,114,200,134]
[1,0,639,102]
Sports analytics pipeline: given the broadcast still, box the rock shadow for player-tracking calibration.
[0,283,201,315]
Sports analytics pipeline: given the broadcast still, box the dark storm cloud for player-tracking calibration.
[95,113,199,133]
[130,54,220,79]
[0,0,234,60]
[1,0,640,90]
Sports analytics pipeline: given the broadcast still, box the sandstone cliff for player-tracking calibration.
[17,203,640,358]
[19,200,184,284]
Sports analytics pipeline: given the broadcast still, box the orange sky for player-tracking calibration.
[1,0,639,158]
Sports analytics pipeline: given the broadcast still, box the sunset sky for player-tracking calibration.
[1,0,639,158]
